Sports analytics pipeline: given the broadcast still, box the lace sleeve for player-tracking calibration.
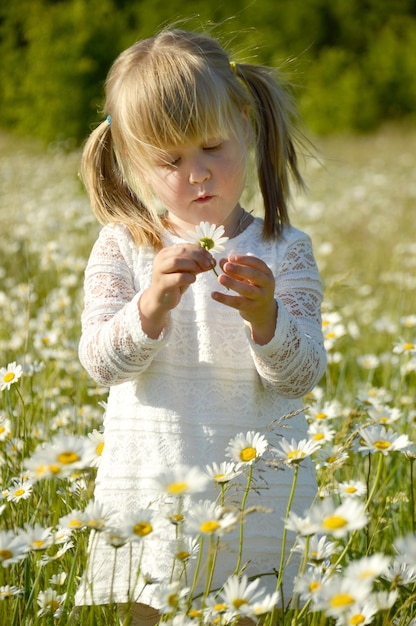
[247,236,327,397]
[78,227,170,386]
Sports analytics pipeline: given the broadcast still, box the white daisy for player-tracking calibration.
[219,575,264,618]
[205,461,242,484]
[0,415,12,441]
[393,339,416,355]
[383,560,416,586]
[6,478,33,503]
[358,425,412,455]
[308,421,336,445]
[334,600,378,626]
[367,404,402,425]
[272,437,320,465]
[306,400,342,422]
[357,354,380,370]
[83,500,111,531]
[295,566,328,604]
[116,509,166,542]
[187,221,229,253]
[225,431,268,465]
[294,534,339,563]
[337,480,367,499]
[0,362,23,391]
[309,499,368,539]
[152,581,189,614]
[36,588,66,618]
[344,554,390,582]
[312,574,372,618]
[58,510,88,531]
[18,524,53,551]
[151,465,210,497]
[82,429,104,468]
[285,511,319,537]
[0,530,29,567]
[0,585,24,599]
[186,499,238,536]
[314,445,349,470]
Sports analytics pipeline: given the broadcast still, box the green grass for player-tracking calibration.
[0,124,415,624]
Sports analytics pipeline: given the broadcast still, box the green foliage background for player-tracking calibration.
[1,0,416,144]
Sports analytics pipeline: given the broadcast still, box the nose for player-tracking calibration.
[189,160,211,185]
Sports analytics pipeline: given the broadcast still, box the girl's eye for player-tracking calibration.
[203,142,223,152]
[168,157,181,167]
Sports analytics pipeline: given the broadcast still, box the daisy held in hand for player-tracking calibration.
[188,221,229,279]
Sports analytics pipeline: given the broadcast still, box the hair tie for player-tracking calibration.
[106,114,111,125]
[229,61,238,75]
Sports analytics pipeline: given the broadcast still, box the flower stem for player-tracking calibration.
[234,464,253,576]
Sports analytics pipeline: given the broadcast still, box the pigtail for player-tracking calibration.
[80,120,163,248]
[234,63,306,239]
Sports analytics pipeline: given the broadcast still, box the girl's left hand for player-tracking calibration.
[212,254,278,345]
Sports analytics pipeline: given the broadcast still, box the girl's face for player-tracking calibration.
[147,131,248,237]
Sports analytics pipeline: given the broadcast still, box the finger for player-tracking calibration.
[221,259,273,288]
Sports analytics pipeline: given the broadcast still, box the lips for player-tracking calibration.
[195,194,213,203]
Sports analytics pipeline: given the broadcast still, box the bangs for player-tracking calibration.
[119,51,246,163]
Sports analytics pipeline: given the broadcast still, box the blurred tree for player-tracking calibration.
[0,0,416,143]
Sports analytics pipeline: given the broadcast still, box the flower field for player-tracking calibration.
[0,124,415,625]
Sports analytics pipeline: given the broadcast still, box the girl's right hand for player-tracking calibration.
[138,244,214,338]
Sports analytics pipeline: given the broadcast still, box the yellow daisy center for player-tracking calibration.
[233,598,249,610]
[199,238,215,251]
[315,412,328,420]
[214,473,225,480]
[0,550,13,561]
[33,540,46,549]
[322,515,347,531]
[287,450,306,460]
[167,481,188,495]
[349,615,365,625]
[200,520,220,533]
[13,489,25,497]
[373,440,391,450]
[404,342,414,350]
[330,593,355,608]
[313,433,325,441]
[0,426,5,434]
[168,593,178,608]
[345,486,357,494]
[309,581,321,593]
[326,455,337,464]
[49,464,62,475]
[214,603,227,612]
[69,519,84,528]
[240,446,256,462]
[3,372,15,383]
[134,522,153,537]
[57,451,80,464]
[96,442,104,456]
[176,550,190,561]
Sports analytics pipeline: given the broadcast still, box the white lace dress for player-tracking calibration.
[75,217,326,607]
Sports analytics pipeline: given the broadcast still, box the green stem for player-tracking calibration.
[203,534,220,599]
[365,451,384,511]
[234,464,253,576]
[269,464,299,625]
[188,535,205,606]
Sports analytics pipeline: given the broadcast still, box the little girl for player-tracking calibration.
[76,28,326,624]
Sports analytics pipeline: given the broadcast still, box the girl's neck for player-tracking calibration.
[164,206,253,240]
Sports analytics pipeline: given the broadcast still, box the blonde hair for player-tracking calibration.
[80,28,305,248]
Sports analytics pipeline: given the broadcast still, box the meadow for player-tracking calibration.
[0,124,415,625]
